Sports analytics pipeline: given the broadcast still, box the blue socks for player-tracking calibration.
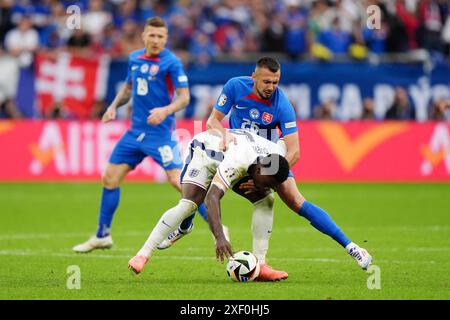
[96,187,120,238]
[179,203,208,231]
[298,201,351,248]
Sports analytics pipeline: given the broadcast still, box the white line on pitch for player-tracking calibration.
[1,225,449,240]
[0,249,442,265]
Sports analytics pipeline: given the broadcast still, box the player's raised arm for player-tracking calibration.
[204,174,233,262]
[102,83,132,123]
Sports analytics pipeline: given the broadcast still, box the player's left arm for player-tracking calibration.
[147,59,191,125]
[283,132,300,167]
[205,174,233,263]
[147,87,190,125]
[278,93,300,167]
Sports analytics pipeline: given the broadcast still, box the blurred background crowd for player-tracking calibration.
[0,0,449,121]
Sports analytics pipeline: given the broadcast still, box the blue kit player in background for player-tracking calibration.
[73,17,225,253]
[162,57,372,279]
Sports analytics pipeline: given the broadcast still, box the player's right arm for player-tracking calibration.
[204,174,233,262]
[206,79,237,150]
[102,83,132,123]
[206,109,235,150]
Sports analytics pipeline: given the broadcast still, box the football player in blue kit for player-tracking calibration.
[163,57,372,279]
[72,17,227,252]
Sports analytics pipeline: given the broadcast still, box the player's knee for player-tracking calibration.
[178,199,198,217]
[291,195,304,212]
[254,193,275,210]
[282,191,304,212]
[101,170,121,189]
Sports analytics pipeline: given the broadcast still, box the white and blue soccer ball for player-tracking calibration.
[226,251,260,282]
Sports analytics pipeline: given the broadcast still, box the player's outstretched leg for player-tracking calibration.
[129,199,198,274]
[298,201,372,270]
[157,203,230,250]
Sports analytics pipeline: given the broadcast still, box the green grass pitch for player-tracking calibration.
[0,182,449,300]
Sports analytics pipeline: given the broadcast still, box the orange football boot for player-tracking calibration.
[255,263,288,281]
[128,255,149,274]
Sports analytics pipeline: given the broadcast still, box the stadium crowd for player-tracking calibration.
[0,0,449,120]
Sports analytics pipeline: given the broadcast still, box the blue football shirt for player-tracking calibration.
[214,76,298,142]
[125,48,188,138]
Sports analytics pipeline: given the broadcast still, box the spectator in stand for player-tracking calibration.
[396,0,419,50]
[308,0,330,40]
[317,16,353,55]
[214,19,247,57]
[4,14,39,67]
[0,49,21,118]
[112,19,143,57]
[417,0,444,52]
[314,100,337,120]
[380,1,410,53]
[362,5,389,54]
[260,9,285,53]
[67,28,92,57]
[189,30,217,66]
[361,98,376,120]
[443,10,450,56]
[112,0,140,28]
[38,1,72,51]
[0,0,14,45]
[429,99,450,121]
[283,0,309,59]
[82,0,112,45]
[384,87,416,120]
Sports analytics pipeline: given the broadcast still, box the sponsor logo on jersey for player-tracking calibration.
[131,65,139,71]
[149,64,159,76]
[178,75,188,83]
[218,94,227,107]
[140,64,149,73]
[249,108,260,119]
[262,112,273,124]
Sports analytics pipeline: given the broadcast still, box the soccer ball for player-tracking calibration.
[226,251,260,282]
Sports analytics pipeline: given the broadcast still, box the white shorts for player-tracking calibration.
[180,132,223,190]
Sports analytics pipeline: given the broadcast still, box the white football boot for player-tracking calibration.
[346,243,372,270]
[157,224,230,250]
[72,235,113,253]
[157,223,194,250]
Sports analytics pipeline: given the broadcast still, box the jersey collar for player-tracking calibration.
[138,52,161,62]
[244,92,273,107]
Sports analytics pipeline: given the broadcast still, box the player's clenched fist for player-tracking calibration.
[102,107,116,123]
[147,107,169,125]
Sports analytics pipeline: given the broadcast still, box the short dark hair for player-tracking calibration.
[259,153,290,184]
[145,16,167,29]
[256,57,281,73]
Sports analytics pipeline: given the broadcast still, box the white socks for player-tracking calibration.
[137,199,197,258]
[251,193,275,264]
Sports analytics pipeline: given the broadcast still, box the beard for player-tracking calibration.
[256,88,273,100]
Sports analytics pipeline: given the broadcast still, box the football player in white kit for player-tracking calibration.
[128,129,291,280]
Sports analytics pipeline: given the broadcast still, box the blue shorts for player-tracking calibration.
[109,130,183,170]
